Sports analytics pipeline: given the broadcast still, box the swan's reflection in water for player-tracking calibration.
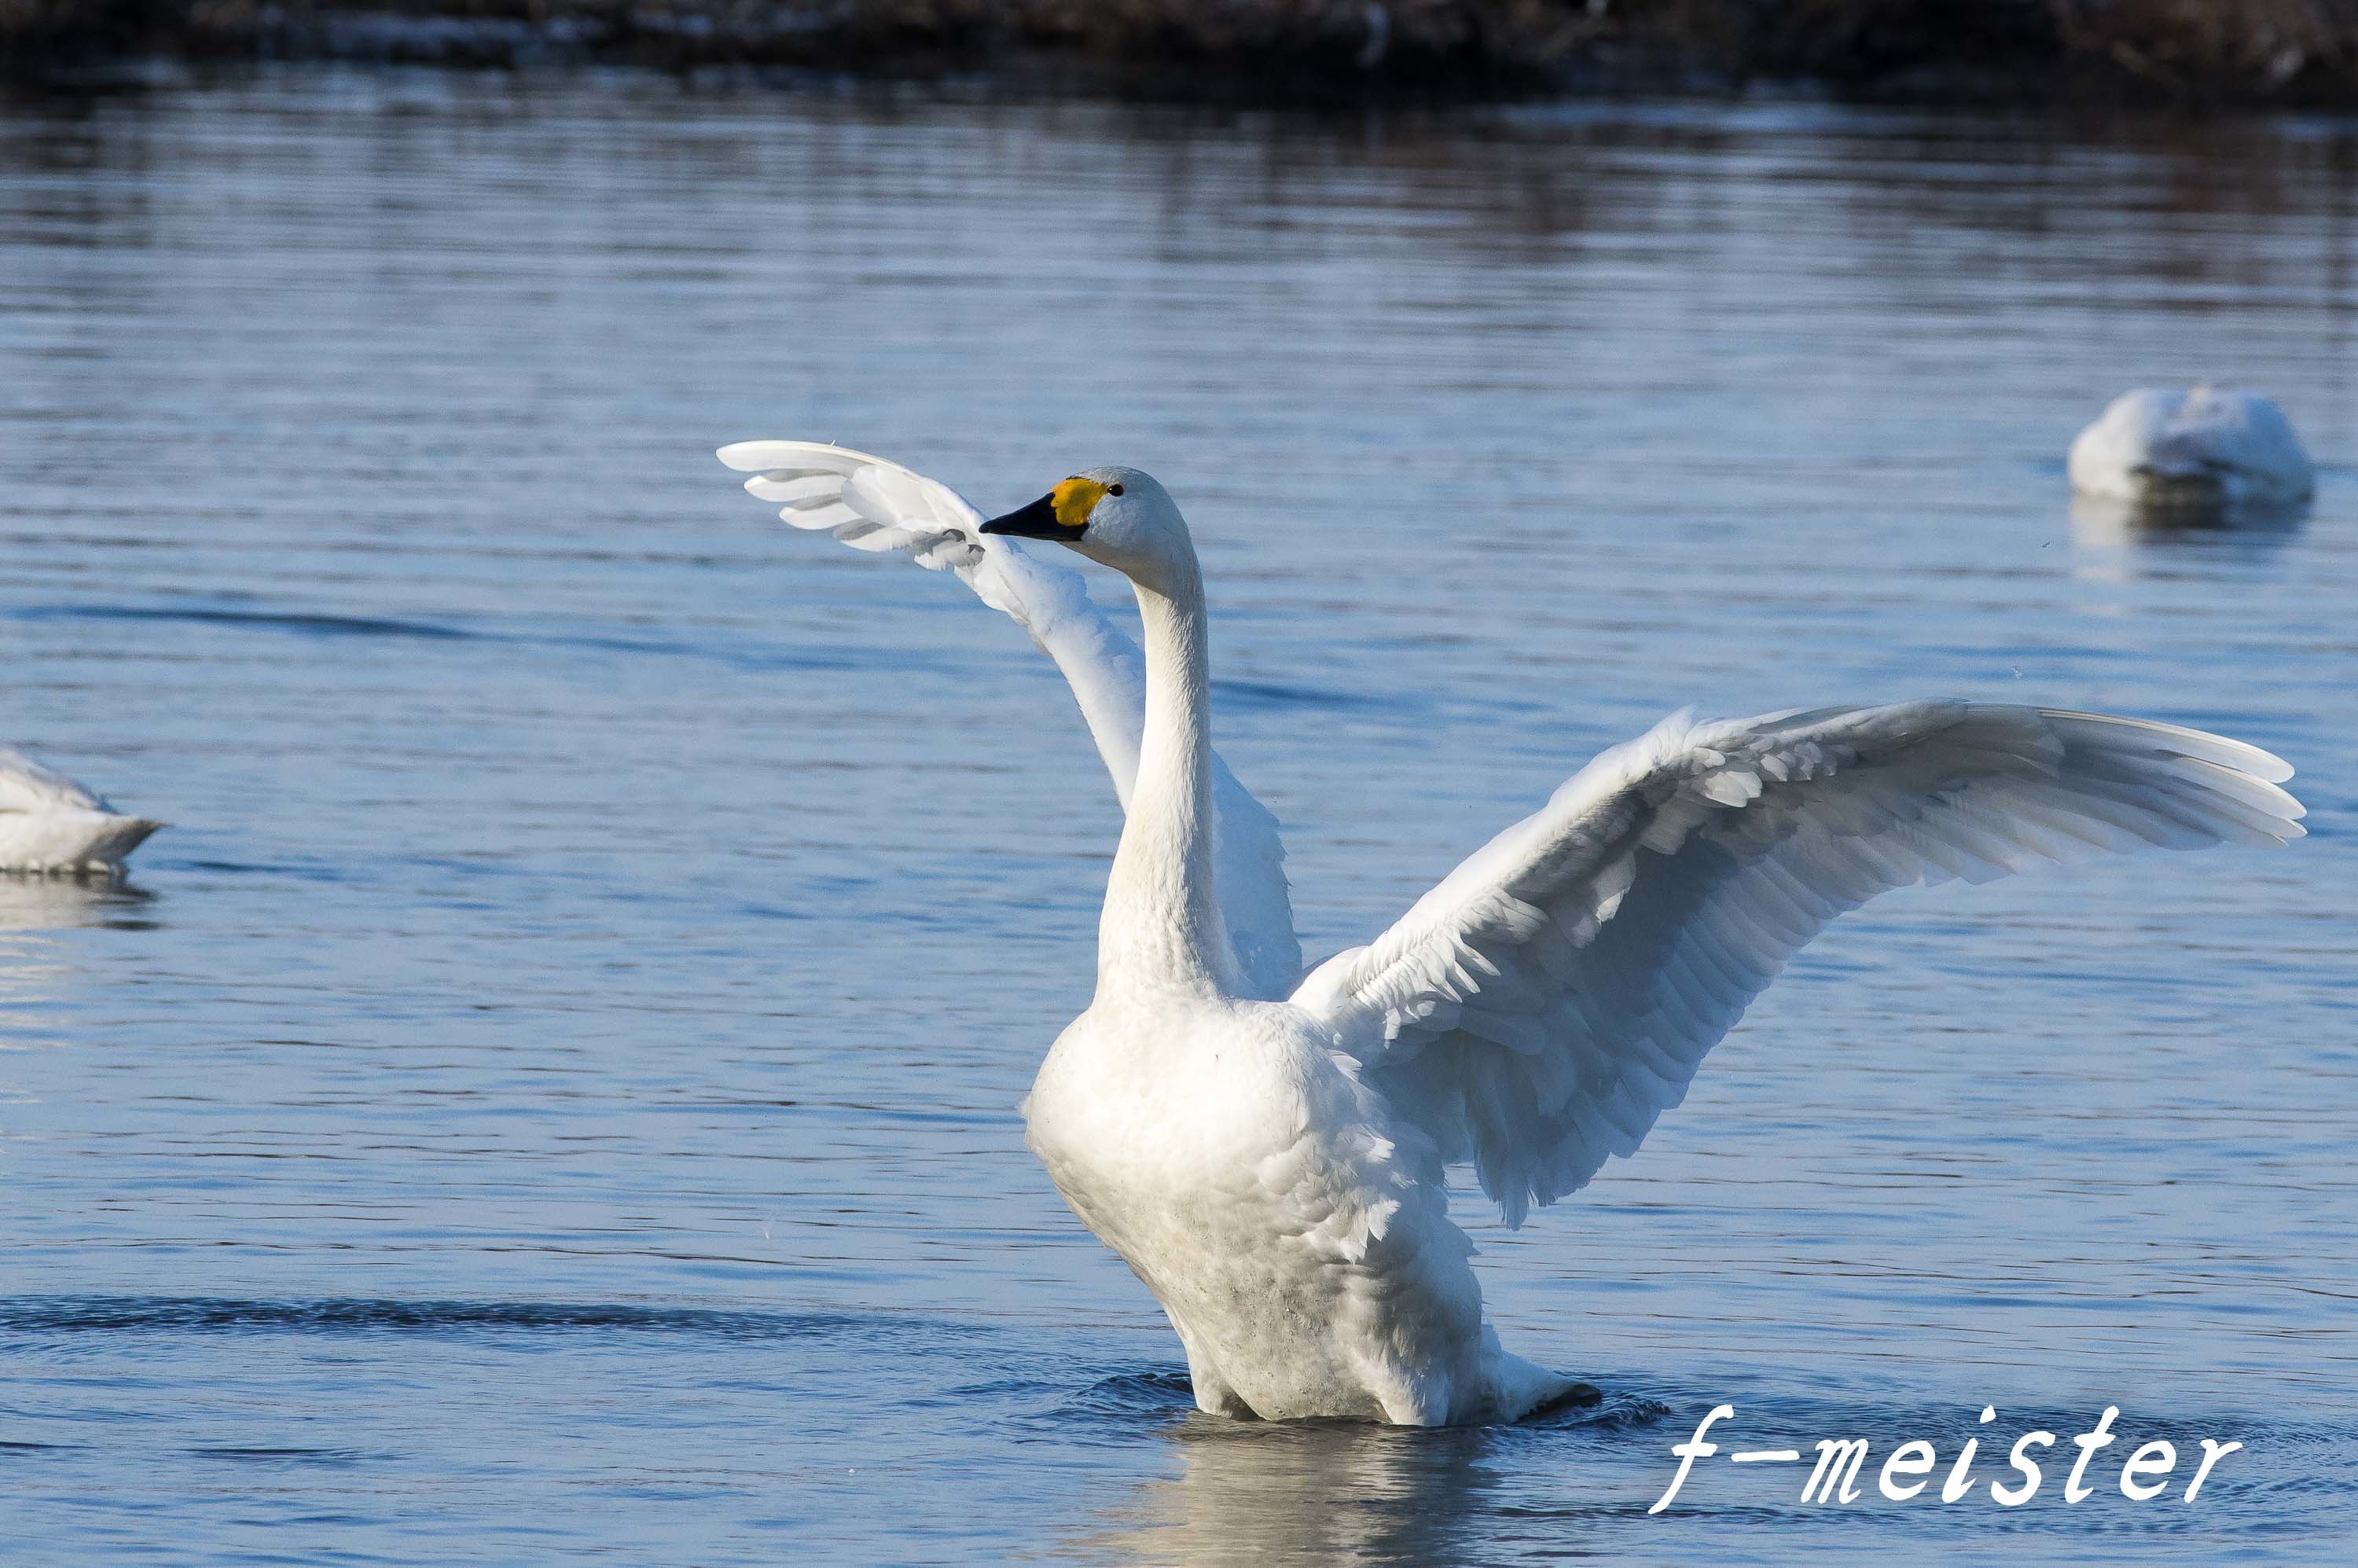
[2070,494,2311,551]
[1087,1413,1489,1565]
[1072,1408,1549,1566]
[0,872,153,935]
[0,875,153,1019]
[1059,1373,1669,1565]
[2067,494,2311,590]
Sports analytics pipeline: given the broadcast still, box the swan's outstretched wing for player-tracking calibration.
[1290,703,2304,1225]
[716,441,1301,998]
[0,747,106,814]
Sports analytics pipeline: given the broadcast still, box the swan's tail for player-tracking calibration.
[83,814,164,867]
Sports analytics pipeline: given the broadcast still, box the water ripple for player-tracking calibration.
[0,1295,970,1344]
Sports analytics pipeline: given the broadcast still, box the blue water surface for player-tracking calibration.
[2,68,2353,1564]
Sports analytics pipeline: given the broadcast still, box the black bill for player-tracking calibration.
[979,493,1086,541]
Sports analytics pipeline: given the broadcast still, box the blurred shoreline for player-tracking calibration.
[6,0,2356,108]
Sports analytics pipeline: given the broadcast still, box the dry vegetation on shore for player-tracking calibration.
[6,0,2356,106]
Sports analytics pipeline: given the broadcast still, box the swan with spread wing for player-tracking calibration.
[719,444,2305,1426]
[718,441,1298,1000]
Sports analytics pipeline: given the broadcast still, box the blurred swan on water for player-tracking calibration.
[2069,386,2315,512]
[0,747,163,874]
[720,442,2305,1426]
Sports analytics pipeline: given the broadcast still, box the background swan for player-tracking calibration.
[0,747,163,873]
[723,446,2304,1427]
[2069,386,2316,510]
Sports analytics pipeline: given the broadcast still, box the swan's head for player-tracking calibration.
[979,467,1192,586]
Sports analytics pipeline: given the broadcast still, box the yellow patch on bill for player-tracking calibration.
[1050,476,1109,528]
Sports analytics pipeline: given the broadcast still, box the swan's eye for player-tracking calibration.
[1107,483,1125,497]
[1049,476,1111,529]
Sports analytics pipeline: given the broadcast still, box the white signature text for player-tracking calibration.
[1649,1405,2239,1514]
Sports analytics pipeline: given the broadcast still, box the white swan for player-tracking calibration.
[727,446,2305,1426]
[716,441,1298,999]
[0,747,163,873]
[2069,386,2316,510]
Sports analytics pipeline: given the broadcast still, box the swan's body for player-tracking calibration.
[719,445,2305,1426]
[0,748,163,874]
[1026,986,1566,1423]
[2069,386,2315,510]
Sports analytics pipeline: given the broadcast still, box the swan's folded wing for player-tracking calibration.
[1289,703,2304,1225]
[0,747,107,814]
[716,441,1302,998]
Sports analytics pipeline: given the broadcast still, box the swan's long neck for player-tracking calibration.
[1097,547,1236,1000]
